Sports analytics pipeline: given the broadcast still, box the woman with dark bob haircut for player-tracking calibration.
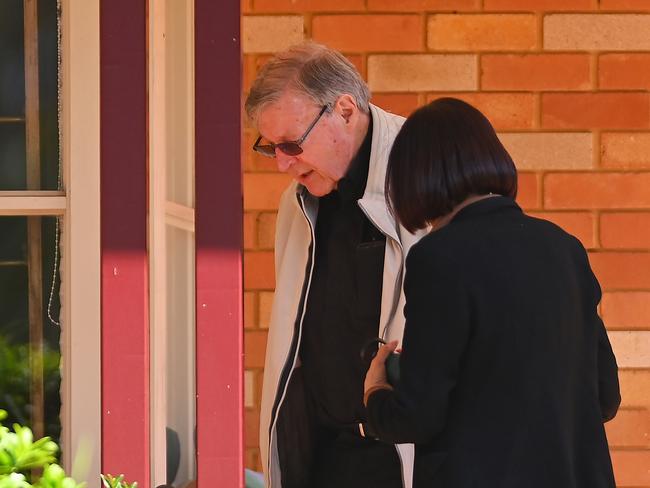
[363,98,620,488]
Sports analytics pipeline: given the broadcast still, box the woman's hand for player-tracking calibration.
[364,340,398,405]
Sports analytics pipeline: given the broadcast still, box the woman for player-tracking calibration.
[363,98,620,487]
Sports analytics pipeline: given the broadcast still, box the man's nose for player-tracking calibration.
[276,151,296,172]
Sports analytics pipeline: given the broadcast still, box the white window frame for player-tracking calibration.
[60,0,101,483]
[149,1,197,485]
[0,0,101,484]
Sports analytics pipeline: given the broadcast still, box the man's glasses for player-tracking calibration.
[253,105,329,158]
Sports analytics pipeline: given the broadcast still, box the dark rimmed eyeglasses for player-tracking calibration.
[253,105,329,158]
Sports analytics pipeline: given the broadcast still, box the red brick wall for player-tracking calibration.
[242,2,650,484]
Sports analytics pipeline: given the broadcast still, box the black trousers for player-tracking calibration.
[309,431,403,488]
[277,370,403,488]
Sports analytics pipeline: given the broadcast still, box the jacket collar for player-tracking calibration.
[451,195,522,224]
[337,116,373,202]
[296,104,406,244]
[357,104,404,244]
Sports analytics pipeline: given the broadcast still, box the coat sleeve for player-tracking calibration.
[366,243,471,444]
[577,239,620,423]
[597,319,620,422]
[590,270,620,422]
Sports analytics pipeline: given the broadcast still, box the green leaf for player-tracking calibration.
[0,472,30,488]
[100,474,137,488]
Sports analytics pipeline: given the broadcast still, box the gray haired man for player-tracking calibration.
[245,42,425,488]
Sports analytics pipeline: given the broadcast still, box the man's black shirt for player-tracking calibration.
[277,118,403,488]
[299,118,386,429]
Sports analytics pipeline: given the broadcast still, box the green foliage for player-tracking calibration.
[0,410,58,477]
[0,473,30,488]
[0,409,136,488]
[100,474,138,488]
[33,465,84,488]
[0,337,61,438]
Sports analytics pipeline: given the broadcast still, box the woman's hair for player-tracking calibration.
[244,41,371,124]
[386,97,518,233]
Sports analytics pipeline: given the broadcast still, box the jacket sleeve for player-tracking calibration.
[366,243,471,444]
[578,240,620,423]
[590,272,620,422]
[597,318,620,422]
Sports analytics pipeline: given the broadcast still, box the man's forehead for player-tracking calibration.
[257,92,320,140]
[262,91,316,118]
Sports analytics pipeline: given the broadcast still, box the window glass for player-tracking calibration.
[165,225,195,486]
[0,216,62,444]
[0,0,60,191]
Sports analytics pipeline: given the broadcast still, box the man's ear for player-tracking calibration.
[335,94,358,125]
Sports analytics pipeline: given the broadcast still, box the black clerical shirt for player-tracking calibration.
[299,118,386,430]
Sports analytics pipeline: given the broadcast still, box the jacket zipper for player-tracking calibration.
[267,192,317,488]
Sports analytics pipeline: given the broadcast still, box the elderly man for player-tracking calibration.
[245,42,426,488]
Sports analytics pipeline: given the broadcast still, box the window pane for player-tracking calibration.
[165,0,194,208]
[0,216,62,445]
[0,0,26,116]
[165,225,196,486]
[0,0,60,190]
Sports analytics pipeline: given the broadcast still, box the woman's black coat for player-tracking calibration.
[366,196,620,488]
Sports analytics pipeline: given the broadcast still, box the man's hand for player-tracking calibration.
[363,340,398,405]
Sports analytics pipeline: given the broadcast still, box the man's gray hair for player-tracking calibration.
[245,42,371,125]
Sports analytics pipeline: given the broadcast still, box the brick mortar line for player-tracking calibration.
[362,50,569,55]
[309,12,430,16]
[594,209,602,249]
[607,328,650,333]
[534,92,541,129]
[421,12,427,52]
[361,52,368,80]
[599,248,650,252]
[611,407,650,413]
[536,12,543,51]
[609,446,650,451]
[359,50,624,56]
[252,210,260,249]
[599,129,650,133]
[599,209,650,214]
[242,10,650,15]
[594,130,602,169]
[591,52,599,90]
[587,249,650,254]
[252,290,259,328]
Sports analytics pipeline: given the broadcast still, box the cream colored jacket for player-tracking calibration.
[260,104,427,488]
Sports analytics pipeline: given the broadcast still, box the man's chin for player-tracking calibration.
[303,181,335,198]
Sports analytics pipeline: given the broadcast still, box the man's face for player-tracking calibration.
[256,91,359,197]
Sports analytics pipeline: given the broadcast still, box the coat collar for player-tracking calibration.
[337,116,373,202]
[451,195,522,224]
[295,104,406,244]
[357,104,405,244]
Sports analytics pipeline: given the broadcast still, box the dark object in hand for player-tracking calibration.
[360,338,401,386]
